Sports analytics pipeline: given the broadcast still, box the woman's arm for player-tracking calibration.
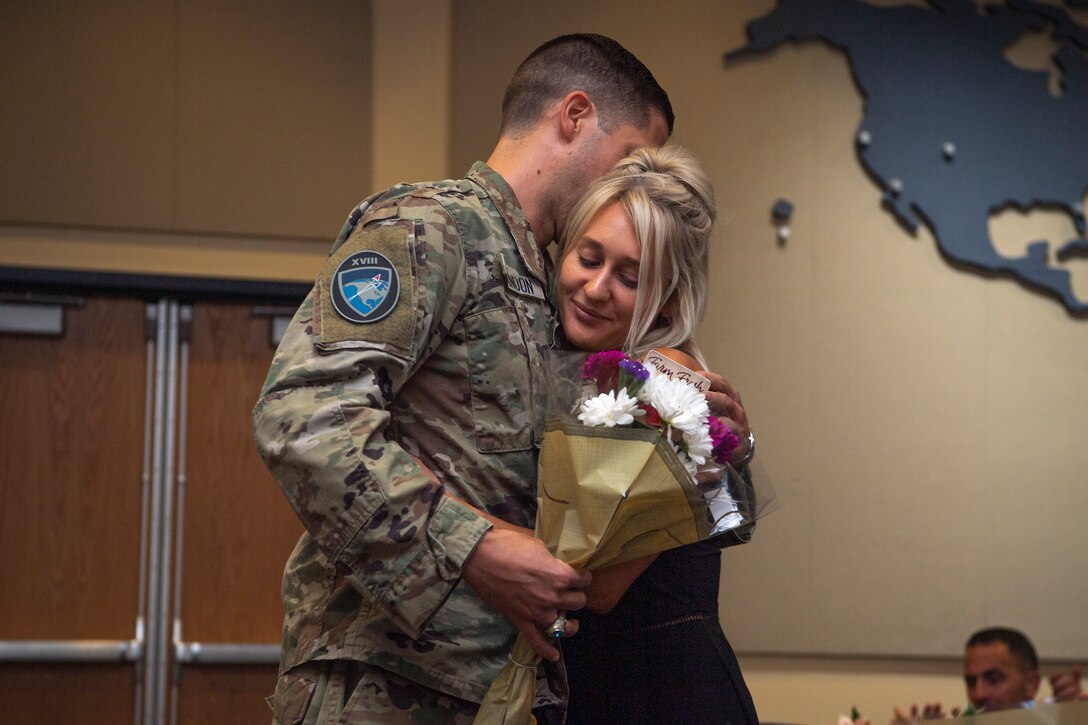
[583,553,658,613]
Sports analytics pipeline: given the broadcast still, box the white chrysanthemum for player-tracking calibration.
[642,371,714,476]
[678,449,699,477]
[577,389,640,427]
[682,425,714,467]
[641,373,710,437]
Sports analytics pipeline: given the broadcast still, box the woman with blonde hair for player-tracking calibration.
[554,145,758,724]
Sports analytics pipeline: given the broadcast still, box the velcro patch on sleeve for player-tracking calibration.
[317,221,416,353]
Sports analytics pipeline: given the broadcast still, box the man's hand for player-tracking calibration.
[461,528,591,662]
[1050,664,1086,702]
[892,703,953,723]
[699,370,751,466]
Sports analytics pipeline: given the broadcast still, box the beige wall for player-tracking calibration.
[0,0,457,283]
[451,3,1088,722]
[4,2,1087,722]
[0,0,382,281]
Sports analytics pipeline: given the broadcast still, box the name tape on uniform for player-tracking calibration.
[498,255,545,301]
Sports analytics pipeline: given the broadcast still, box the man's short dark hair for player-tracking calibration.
[967,627,1039,672]
[499,33,674,138]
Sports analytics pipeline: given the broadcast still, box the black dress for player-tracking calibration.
[562,539,758,725]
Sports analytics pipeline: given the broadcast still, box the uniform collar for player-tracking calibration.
[467,161,548,284]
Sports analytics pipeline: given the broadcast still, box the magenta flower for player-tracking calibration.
[582,350,632,392]
[708,416,740,465]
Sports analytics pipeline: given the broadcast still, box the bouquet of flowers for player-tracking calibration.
[474,350,773,724]
[541,350,758,562]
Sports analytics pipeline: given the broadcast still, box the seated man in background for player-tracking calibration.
[892,627,1085,721]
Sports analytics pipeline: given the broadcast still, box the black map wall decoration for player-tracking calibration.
[727,0,1088,315]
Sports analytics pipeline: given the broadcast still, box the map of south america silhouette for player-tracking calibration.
[728,0,1088,314]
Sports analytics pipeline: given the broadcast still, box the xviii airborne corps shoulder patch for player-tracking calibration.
[330,250,400,323]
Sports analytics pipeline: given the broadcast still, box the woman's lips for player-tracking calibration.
[571,299,607,321]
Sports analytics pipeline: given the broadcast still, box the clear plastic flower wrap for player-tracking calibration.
[474,348,777,725]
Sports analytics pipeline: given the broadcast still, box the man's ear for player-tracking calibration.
[1025,669,1042,699]
[559,91,594,142]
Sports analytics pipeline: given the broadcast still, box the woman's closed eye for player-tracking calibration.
[578,255,638,289]
[577,254,601,269]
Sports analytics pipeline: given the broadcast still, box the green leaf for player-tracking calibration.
[851,706,861,720]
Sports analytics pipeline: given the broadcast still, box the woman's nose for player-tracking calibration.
[583,270,609,300]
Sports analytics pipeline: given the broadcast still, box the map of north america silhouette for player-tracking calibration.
[728,0,1088,314]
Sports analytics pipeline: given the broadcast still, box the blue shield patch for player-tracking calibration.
[330,251,400,323]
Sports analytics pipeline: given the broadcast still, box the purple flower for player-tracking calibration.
[618,358,650,397]
[619,359,649,381]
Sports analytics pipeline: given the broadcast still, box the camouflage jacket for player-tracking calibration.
[252,162,557,702]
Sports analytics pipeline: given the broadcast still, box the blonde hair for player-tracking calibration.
[556,145,716,366]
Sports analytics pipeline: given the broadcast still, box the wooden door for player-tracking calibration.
[1,294,303,725]
[0,297,147,724]
[169,302,302,724]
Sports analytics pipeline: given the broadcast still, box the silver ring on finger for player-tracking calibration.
[545,614,566,639]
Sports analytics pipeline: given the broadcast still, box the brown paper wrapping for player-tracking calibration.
[473,421,711,724]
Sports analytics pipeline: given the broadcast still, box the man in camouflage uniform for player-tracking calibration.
[253,34,673,723]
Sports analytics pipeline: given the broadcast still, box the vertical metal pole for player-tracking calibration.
[144,299,169,725]
[134,303,159,725]
[169,304,192,725]
[155,301,180,724]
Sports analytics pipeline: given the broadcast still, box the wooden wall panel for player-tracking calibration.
[0,1,177,228]
[0,1,372,239]
[173,0,372,238]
